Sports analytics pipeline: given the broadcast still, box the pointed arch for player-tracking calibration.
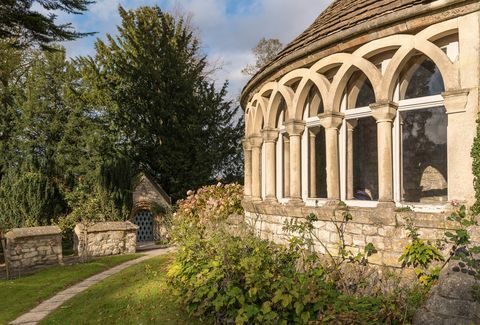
[290,69,330,120]
[325,57,381,112]
[380,38,459,101]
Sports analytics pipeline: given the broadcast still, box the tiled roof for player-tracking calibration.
[265,0,436,74]
[242,0,443,101]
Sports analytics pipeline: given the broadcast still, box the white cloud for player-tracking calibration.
[61,0,333,99]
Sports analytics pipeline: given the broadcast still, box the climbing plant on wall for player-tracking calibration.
[471,120,480,215]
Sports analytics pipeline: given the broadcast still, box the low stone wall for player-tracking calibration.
[4,226,63,275]
[74,221,138,258]
[243,202,480,267]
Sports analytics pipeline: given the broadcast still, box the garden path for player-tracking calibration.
[9,247,177,325]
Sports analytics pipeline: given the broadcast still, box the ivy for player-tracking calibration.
[471,120,480,215]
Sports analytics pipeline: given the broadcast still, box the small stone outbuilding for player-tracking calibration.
[241,0,480,266]
[131,173,172,243]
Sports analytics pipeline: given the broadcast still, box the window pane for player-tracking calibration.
[355,79,375,108]
[310,128,327,198]
[401,107,448,203]
[350,117,378,200]
[404,59,445,99]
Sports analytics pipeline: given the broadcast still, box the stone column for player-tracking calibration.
[285,120,305,205]
[346,120,358,200]
[262,128,279,203]
[309,127,321,198]
[242,139,252,200]
[283,136,290,198]
[319,112,343,201]
[370,101,398,204]
[443,89,471,203]
[250,135,263,202]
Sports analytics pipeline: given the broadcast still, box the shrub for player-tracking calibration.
[168,227,335,324]
[170,185,426,324]
[173,183,243,239]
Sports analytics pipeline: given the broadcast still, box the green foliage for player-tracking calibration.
[0,0,94,49]
[168,229,335,324]
[242,38,283,76]
[0,164,64,233]
[174,183,244,239]
[398,218,444,286]
[444,205,480,288]
[0,44,134,233]
[471,120,480,215]
[81,6,243,201]
[283,208,377,272]
[170,186,423,324]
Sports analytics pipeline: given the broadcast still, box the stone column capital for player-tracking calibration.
[442,89,469,114]
[242,138,252,151]
[308,126,322,136]
[370,101,398,122]
[249,135,263,148]
[285,120,306,137]
[261,128,280,143]
[346,119,358,131]
[318,112,344,129]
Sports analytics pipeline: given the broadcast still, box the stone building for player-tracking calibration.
[241,0,480,266]
[131,173,171,243]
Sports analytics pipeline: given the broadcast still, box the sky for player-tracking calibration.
[56,0,332,101]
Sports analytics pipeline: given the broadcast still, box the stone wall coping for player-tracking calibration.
[75,221,138,233]
[242,200,458,229]
[5,226,62,239]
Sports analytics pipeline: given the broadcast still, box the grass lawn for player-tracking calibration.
[42,254,209,325]
[0,254,140,324]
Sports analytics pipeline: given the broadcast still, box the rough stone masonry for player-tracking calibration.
[4,226,63,275]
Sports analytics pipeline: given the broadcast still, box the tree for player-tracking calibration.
[241,37,283,76]
[0,0,94,49]
[80,6,243,200]
[0,39,25,179]
[0,45,133,232]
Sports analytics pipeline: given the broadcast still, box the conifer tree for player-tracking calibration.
[81,6,243,200]
[0,0,94,49]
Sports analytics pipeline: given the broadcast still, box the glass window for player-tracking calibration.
[401,107,447,203]
[355,79,375,107]
[309,127,327,198]
[349,117,378,200]
[404,58,445,99]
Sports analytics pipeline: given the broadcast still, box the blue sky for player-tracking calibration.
[56,0,332,100]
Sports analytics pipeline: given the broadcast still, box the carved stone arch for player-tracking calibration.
[265,84,294,129]
[310,53,351,74]
[347,72,369,109]
[291,71,330,120]
[251,95,268,135]
[325,56,381,113]
[354,34,412,59]
[417,18,459,42]
[398,56,426,99]
[245,108,255,137]
[380,37,459,101]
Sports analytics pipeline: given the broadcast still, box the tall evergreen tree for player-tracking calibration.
[81,6,243,200]
[0,0,94,49]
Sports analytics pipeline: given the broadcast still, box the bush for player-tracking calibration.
[169,184,426,324]
[173,183,243,239]
[168,226,336,324]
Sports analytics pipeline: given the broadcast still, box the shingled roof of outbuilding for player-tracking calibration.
[241,0,466,105]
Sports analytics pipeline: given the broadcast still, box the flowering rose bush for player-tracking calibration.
[174,183,243,234]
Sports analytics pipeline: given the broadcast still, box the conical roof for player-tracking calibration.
[242,0,444,103]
